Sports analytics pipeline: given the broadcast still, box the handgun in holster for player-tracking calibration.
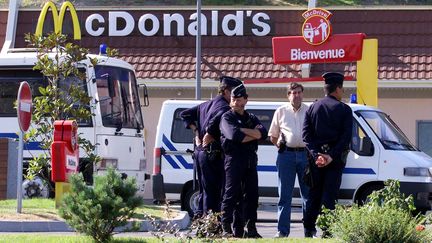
[278,133,287,153]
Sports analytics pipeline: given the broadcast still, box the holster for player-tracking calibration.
[278,142,287,153]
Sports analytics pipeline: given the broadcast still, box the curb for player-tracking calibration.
[0,211,190,232]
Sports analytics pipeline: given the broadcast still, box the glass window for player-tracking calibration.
[95,65,143,130]
[357,110,417,151]
[417,121,432,157]
[0,69,47,117]
[171,108,275,145]
[171,108,194,144]
[246,109,275,145]
[351,121,373,156]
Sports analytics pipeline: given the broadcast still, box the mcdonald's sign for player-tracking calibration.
[35,1,81,40]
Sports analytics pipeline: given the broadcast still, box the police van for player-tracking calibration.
[0,48,150,196]
[152,99,432,215]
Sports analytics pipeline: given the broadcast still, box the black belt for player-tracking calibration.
[285,147,306,152]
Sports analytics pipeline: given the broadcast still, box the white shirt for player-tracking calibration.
[268,102,307,148]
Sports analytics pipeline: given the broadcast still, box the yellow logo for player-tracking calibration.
[35,1,81,40]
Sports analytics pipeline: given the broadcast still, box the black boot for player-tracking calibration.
[245,221,262,238]
[233,227,245,238]
[222,223,233,237]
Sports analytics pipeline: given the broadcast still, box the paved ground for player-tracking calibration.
[0,202,321,239]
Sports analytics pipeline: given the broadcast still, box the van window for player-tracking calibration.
[246,109,274,145]
[0,70,47,117]
[0,69,92,126]
[351,121,373,156]
[417,121,432,157]
[171,108,275,145]
[357,110,416,151]
[171,108,194,143]
[95,66,143,130]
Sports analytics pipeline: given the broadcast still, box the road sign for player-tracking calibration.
[17,81,32,132]
[16,81,32,214]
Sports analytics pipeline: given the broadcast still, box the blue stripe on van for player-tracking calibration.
[343,168,376,175]
[162,134,193,169]
[257,165,278,172]
[160,134,376,175]
[0,133,43,150]
[163,155,181,169]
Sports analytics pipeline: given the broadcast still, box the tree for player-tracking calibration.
[59,167,143,243]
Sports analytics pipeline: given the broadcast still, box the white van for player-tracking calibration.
[152,99,432,215]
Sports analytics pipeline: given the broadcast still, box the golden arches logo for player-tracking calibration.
[35,1,81,40]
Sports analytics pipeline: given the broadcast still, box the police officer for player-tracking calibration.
[220,84,267,238]
[302,72,353,238]
[180,76,242,218]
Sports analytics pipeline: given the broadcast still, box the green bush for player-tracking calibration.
[58,167,143,243]
[318,180,432,242]
[329,204,431,243]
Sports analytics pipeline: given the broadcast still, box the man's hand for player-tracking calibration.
[195,136,202,146]
[255,124,263,129]
[202,133,215,147]
[316,153,333,167]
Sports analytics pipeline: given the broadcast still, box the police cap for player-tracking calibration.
[220,76,243,88]
[231,84,248,98]
[322,72,344,85]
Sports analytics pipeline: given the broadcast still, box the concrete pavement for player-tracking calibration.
[0,202,319,238]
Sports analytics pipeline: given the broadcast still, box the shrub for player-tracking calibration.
[318,180,432,243]
[58,167,143,243]
[329,204,431,243]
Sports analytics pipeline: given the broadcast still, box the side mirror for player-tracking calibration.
[140,83,149,107]
[358,137,374,156]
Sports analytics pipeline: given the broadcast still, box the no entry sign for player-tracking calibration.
[17,81,32,132]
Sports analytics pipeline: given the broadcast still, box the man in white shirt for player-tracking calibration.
[268,82,310,238]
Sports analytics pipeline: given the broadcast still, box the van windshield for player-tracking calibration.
[95,65,143,131]
[357,110,417,151]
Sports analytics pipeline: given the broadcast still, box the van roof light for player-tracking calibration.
[350,93,357,104]
[99,44,107,55]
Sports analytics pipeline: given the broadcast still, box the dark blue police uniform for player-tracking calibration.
[302,73,353,236]
[219,85,267,237]
[180,77,242,217]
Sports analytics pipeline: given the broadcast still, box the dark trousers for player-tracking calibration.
[221,154,258,231]
[194,149,224,216]
[303,161,344,231]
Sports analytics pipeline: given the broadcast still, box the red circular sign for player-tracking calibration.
[302,16,331,45]
[17,81,32,132]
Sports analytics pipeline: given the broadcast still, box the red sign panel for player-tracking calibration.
[17,81,32,132]
[272,33,366,64]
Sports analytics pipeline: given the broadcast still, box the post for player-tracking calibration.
[195,0,202,100]
[16,131,23,213]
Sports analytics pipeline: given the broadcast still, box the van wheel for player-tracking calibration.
[357,184,383,205]
[182,187,199,217]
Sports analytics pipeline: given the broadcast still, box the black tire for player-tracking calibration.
[357,184,383,205]
[182,187,199,217]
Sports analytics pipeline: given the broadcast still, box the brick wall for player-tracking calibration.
[0,138,8,199]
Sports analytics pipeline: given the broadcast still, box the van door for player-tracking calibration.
[341,116,380,202]
[246,108,279,198]
[161,107,195,192]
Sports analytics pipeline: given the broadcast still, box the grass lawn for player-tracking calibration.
[0,234,334,242]
[0,199,171,221]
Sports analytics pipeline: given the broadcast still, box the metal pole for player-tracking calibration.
[17,130,23,213]
[301,0,317,78]
[195,0,202,100]
[1,0,21,54]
